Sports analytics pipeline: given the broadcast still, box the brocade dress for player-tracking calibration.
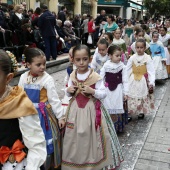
[100,60,129,132]
[126,53,155,115]
[62,69,123,170]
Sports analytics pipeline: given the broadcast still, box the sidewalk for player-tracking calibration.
[134,80,170,170]
[117,80,170,170]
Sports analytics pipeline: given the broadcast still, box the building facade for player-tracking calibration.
[98,0,143,19]
[2,0,143,20]
[2,0,98,18]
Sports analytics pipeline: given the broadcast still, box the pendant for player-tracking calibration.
[32,77,38,83]
[9,154,15,163]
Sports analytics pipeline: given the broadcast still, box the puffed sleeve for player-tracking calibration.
[122,65,129,95]
[19,115,46,170]
[160,46,166,60]
[147,58,155,86]
[93,79,106,99]
[44,77,64,119]
[126,55,133,77]
[18,73,25,87]
[90,54,97,70]
[100,64,106,80]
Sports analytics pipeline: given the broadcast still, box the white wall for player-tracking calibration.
[126,7,132,19]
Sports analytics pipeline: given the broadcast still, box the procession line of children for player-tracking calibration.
[1,24,170,170]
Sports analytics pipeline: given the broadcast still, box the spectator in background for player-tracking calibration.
[52,11,57,19]
[22,23,36,48]
[72,14,81,37]
[28,9,33,21]
[102,15,119,33]
[21,1,28,18]
[63,20,77,47]
[88,16,96,48]
[32,7,41,21]
[9,4,24,32]
[81,14,89,45]
[95,10,106,26]
[9,4,25,45]
[58,6,67,26]
[0,6,7,29]
[38,4,57,61]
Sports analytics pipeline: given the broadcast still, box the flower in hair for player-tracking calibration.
[6,51,18,74]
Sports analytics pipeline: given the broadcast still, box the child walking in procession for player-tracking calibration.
[150,31,168,80]
[129,28,151,56]
[159,27,170,77]
[18,48,65,170]
[100,45,129,132]
[112,29,128,64]
[91,38,109,74]
[126,39,155,118]
[93,32,113,56]
[62,45,123,170]
[0,50,46,170]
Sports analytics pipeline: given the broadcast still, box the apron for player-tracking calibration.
[24,84,54,155]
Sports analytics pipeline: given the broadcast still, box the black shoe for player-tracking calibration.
[128,116,132,122]
[138,113,145,119]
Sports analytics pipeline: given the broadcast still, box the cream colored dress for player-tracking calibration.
[62,69,123,170]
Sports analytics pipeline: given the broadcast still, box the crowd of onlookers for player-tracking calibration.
[0,0,170,61]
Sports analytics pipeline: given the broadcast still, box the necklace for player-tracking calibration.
[27,72,41,84]
[75,69,92,88]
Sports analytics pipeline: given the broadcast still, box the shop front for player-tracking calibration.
[97,0,124,17]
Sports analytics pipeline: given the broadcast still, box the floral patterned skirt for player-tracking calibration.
[128,94,154,115]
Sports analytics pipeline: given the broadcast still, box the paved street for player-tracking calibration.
[51,69,170,170]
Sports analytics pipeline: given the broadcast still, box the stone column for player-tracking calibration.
[49,0,58,13]
[91,0,97,18]
[29,0,35,10]
[74,0,81,15]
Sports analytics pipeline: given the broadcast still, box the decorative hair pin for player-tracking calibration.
[6,51,18,74]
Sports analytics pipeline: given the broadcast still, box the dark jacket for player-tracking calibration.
[95,15,106,26]
[58,10,66,25]
[38,10,56,38]
[55,25,65,39]
[9,13,24,31]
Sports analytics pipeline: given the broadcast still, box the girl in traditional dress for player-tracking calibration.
[91,38,109,74]
[150,31,168,80]
[18,48,65,170]
[93,32,113,56]
[112,29,128,64]
[100,45,129,132]
[159,27,170,77]
[62,45,123,170]
[126,39,155,119]
[129,28,151,56]
[0,50,46,170]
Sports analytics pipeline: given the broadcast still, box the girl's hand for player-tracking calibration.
[149,85,154,94]
[162,60,166,66]
[67,86,78,93]
[58,119,65,129]
[124,95,128,101]
[82,85,95,95]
